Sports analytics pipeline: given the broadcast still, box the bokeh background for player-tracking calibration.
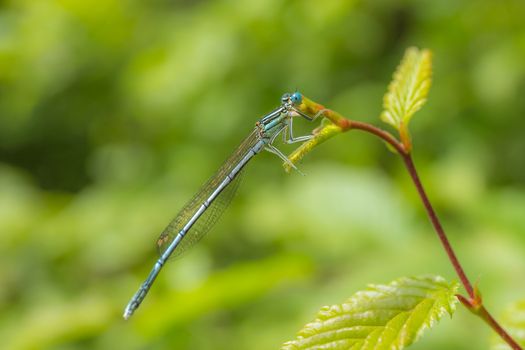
[1,0,524,349]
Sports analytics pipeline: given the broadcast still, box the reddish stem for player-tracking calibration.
[350,121,405,155]
[401,154,475,298]
[346,120,522,350]
[479,305,522,349]
[350,120,475,296]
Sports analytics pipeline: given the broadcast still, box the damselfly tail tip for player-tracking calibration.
[123,304,135,320]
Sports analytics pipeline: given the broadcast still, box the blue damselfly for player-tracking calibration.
[123,92,318,319]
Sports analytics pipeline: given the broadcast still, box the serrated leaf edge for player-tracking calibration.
[282,276,458,350]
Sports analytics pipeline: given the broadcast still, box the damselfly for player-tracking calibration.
[123,92,319,319]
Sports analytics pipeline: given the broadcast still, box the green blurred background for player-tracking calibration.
[1,0,524,349]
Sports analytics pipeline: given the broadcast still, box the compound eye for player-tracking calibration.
[291,92,302,105]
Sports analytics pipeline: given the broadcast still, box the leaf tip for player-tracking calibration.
[380,47,434,149]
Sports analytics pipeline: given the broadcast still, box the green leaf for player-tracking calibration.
[380,47,432,148]
[281,275,459,350]
[491,300,525,349]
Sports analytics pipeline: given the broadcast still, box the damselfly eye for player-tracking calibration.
[291,92,302,105]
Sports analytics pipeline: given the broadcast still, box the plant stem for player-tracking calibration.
[351,122,474,296]
[348,121,522,350]
[350,121,405,155]
[401,154,475,298]
[402,153,522,350]
[479,305,522,349]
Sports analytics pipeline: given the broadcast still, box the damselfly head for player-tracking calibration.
[290,92,303,106]
[281,92,303,109]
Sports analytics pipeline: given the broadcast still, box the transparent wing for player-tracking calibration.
[156,129,259,259]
